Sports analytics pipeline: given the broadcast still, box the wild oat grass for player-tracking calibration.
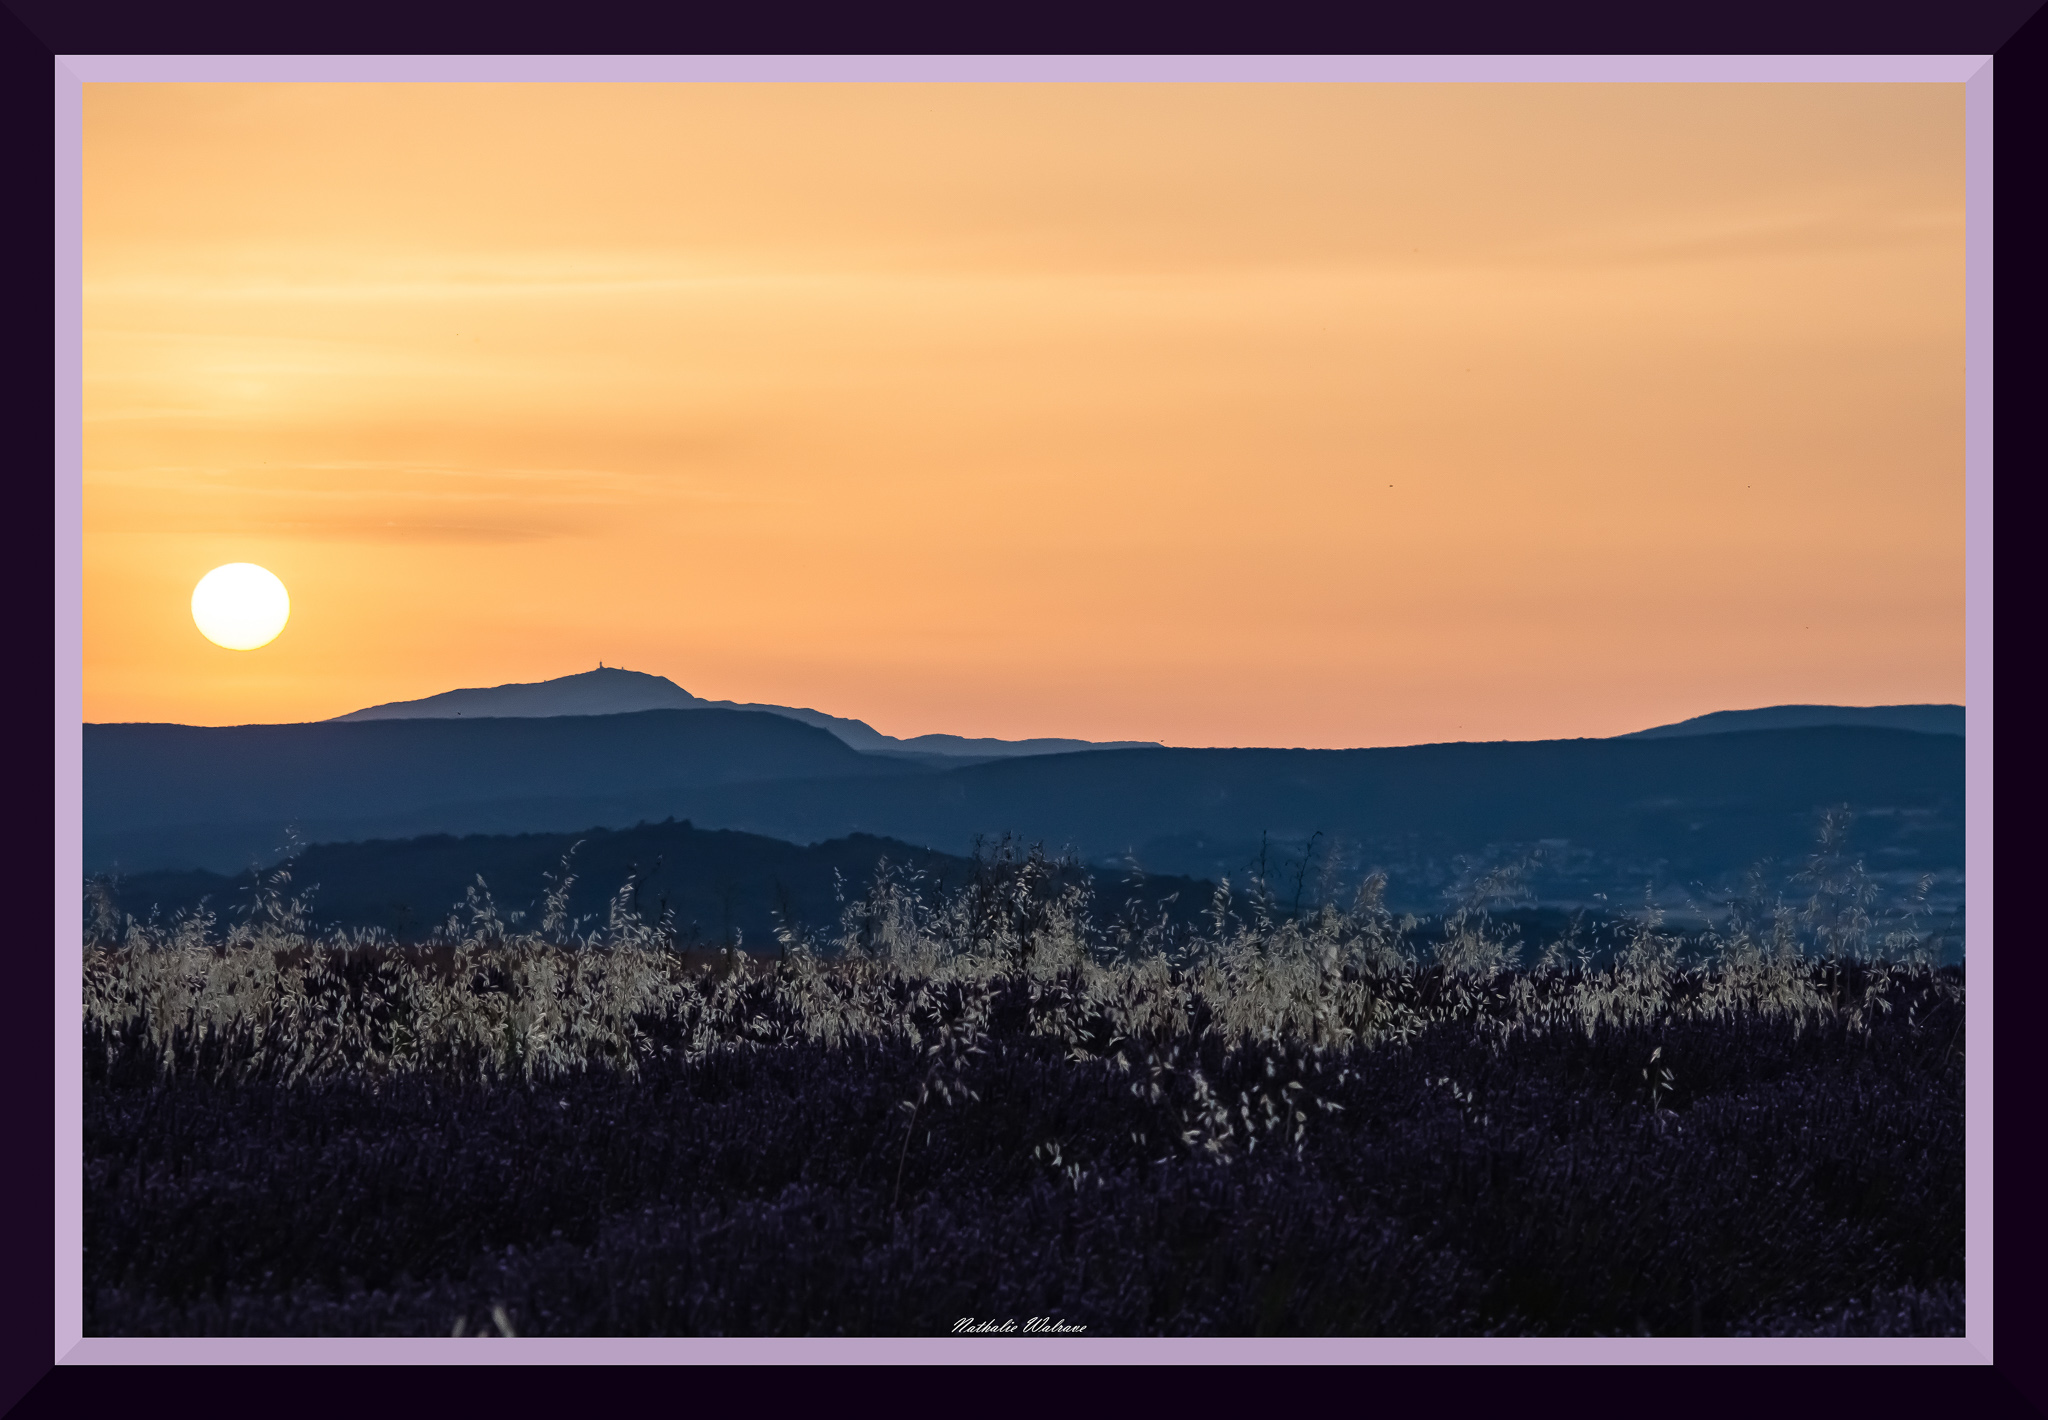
[83,830,1959,1124]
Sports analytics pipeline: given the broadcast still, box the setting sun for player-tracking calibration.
[189,562,290,650]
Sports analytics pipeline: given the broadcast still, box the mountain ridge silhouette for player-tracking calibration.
[329,666,1163,761]
[84,709,1962,918]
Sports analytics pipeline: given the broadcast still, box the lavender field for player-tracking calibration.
[82,841,1965,1337]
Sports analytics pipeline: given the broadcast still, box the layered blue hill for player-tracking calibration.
[95,820,1219,948]
[84,706,1963,917]
[85,709,928,874]
[613,725,1962,910]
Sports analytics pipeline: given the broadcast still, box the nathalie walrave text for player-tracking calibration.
[953,1317,1089,1335]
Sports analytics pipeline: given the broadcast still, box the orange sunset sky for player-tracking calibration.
[81,83,1965,748]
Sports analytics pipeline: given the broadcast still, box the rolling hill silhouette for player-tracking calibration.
[1620,704,1963,738]
[95,821,1220,948]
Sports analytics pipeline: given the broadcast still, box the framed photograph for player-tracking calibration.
[55,56,1994,1366]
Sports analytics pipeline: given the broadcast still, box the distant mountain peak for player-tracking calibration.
[332,667,707,722]
[330,668,1163,760]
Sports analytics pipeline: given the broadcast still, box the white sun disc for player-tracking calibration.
[191,563,291,650]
